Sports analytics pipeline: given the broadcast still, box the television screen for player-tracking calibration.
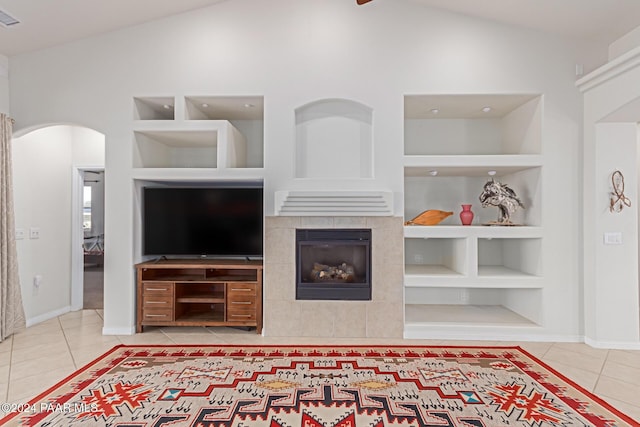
[143,186,263,257]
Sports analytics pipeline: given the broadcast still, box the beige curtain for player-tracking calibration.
[0,113,25,341]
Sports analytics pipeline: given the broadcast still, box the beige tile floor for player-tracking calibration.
[0,309,639,422]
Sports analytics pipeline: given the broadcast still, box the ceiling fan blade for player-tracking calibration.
[356,0,373,4]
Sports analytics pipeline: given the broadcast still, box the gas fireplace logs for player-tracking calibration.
[310,262,356,282]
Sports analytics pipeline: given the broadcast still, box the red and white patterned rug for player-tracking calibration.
[0,345,636,426]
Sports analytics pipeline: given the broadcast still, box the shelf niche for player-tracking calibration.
[134,97,175,120]
[295,98,373,179]
[185,96,263,168]
[478,238,542,278]
[133,130,219,168]
[405,287,542,326]
[404,94,541,155]
[405,237,467,277]
[404,166,541,226]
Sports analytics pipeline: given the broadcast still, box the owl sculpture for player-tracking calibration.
[479,179,524,224]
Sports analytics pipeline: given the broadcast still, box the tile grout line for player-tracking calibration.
[3,335,15,404]
[58,313,79,371]
[538,341,554,359]
[603,349,640,371]
[161,328,178,344]
[591,348,610,394]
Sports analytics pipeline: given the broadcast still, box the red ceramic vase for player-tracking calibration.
[460,204,474,225]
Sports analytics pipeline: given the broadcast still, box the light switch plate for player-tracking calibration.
[603,232,622,245]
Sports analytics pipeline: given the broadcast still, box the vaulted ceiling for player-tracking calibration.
[0,0,639,57]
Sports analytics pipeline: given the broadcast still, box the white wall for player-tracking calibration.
[12,125,105,324]
[7,0,596,337]
[594,124,639,342]
[0,54,8,113]
[578,47,640,348]
[609,26,640,61]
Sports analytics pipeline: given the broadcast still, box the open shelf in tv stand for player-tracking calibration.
[135,259,263,333]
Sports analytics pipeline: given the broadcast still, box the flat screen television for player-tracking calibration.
[142,185,263,258]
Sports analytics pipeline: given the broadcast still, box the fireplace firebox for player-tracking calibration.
[296,229,371,300]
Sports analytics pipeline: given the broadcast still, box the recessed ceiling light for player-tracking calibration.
[429,170,438,176]
[244,103,255,108]
[162,104,172,110]
[201,103,209,108]
[487,170,497,176]
[482,106,492,113]
[430,109,439,114]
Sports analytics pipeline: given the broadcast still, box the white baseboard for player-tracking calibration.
[26,306,72,327]
[403,325,583,343]
[584,336,640,350]
[102,326,136,336]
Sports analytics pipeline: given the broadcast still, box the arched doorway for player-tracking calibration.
[12,124,105,323]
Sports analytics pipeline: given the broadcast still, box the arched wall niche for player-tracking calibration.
[295,98,373,179]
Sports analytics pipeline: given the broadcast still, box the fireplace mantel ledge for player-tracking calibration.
[275,190,393,216]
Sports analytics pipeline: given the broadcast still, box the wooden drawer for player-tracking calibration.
[143,295,173,309]
[227,282,257,297]
[227,298,257,310]
[226,310,257,322]
[142,282,173,296]
[142,308,173,323]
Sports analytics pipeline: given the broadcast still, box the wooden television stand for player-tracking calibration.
[135,259,263,333]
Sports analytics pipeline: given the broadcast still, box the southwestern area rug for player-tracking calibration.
[0,345,636,426]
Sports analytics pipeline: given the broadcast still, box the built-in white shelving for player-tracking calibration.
[132,121,246,169]
[404,227,542,288]
[132,95,263,173]
[404,154,542,176]
[404,303,542,340]
[130,168,265,182]
[403,94,543,339]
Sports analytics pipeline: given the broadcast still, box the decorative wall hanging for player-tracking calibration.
[609,169,631,213]
[479,179,524,225]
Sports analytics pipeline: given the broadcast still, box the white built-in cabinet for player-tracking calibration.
[131,95,264,181]
[403,94,544,339]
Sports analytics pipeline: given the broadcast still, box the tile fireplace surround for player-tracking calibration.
[263,216,404,338]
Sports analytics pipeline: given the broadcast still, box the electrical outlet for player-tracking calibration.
[15,228,25,240]
[30,227,40,239]
[33,274,42,295]
[413,254,424,263]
